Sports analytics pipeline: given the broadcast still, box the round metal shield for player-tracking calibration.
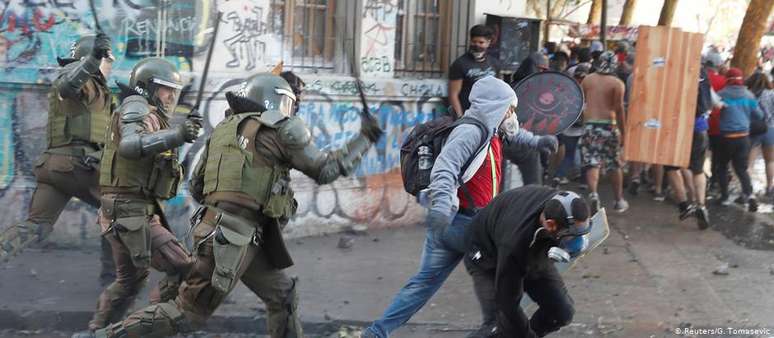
[513,71,585,135]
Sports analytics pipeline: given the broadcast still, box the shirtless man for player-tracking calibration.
[580,51,629,213]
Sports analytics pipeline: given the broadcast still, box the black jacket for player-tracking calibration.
[466,185,560,337]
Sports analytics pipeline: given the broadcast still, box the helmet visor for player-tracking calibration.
[152,78,183,114]
[275,87,297,116]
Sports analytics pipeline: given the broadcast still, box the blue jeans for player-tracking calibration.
[365,213,473,337]
[556,135,580,178]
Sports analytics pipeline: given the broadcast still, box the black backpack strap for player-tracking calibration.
[453,117,491,214]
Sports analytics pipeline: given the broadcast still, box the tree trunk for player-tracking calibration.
[587,0,602,24]
[619,0,637,26]
[657,0,679,26]
[731,0,774,76]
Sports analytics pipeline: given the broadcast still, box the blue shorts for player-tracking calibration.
[751,127,774,147]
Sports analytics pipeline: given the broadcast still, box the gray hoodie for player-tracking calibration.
[428,76,541,218]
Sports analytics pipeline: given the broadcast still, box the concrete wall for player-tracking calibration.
[0,0,456,246]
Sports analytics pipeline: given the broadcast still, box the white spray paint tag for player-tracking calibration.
[644,118,661,129]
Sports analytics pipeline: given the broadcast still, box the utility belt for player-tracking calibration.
[100,196,156,269]
[191,204,265,293]
[46,142,101,157]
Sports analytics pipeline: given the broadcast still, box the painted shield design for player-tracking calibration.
[513,71,585,135]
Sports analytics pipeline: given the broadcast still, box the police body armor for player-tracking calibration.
[197,112,298,292]
[99,108,182,200]
[48,61,111,148]
[98,105,183,269]
[203,112,297,219]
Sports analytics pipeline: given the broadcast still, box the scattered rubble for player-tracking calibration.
[713,263,730,276]
[337,235,354,249]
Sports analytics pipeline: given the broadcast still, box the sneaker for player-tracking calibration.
[653,192,666,202]
[550,177,561,188]
[696,206,710,230]
[558,177,570,185]
[718,195,733,206]
[749,197,759,212]
[733,196,746,205]
[628,179,640,196]
[579,183,589,191]
[679,204,696,221]
[589,192,600,214]
[613,199,629,213]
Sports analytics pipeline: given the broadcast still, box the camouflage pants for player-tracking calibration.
[1,151,114,282]
[89,202,192,331]
[97,211,302,338]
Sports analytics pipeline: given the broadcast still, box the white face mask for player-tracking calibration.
[499,112,519,137]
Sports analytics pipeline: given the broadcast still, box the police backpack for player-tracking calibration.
[399,115,488,196]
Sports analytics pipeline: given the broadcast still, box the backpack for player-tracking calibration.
[400,115,489,196]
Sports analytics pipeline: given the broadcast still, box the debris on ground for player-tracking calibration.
[337,235,354,249]
[713,263,730,276]
[326,325,363,338]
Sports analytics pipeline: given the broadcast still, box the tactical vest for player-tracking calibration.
[99,108,182,200]
[203,113,297,219]
[47,64,112,147]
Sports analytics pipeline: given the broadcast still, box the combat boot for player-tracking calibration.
[0,221,42,262]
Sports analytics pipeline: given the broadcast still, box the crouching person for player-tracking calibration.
[465,185,590,337]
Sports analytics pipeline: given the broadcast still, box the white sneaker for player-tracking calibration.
[613,199,629,213]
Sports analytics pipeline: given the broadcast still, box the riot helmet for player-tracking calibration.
[129,57,183,116]
[58,34,115,66]
[226,73,296,117]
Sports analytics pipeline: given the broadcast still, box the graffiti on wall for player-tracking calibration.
[360,0,397,77]
[215,0,283,72]
[0,0,447,245]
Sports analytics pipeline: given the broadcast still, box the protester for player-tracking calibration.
[716,67,764,211]
[745,72,774,197]
[449,25,500,119]
[506,52,551,186]
[706,50,729,196]
[551,64,590,186]
[465,186,589,337]
[566,47,592,77]
[661,63,715,229]
[580,51,629,213]
[362,76,557,338]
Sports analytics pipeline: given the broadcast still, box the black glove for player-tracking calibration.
[180,119,202,143]
[426,209,453,238]
[537,135,559,154]
[91,33,112,60]
[360,115,384,143]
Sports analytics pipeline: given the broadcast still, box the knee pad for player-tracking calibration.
[98,302,192,338]
[274,277,303,338]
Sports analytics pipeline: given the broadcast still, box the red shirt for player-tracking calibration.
[458,137,503,210]
[707,69,727,136]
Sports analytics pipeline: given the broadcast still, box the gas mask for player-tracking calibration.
[469,45,486,61]
[530,191,592,263]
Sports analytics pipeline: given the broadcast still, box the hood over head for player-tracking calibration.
[464,75,517,137]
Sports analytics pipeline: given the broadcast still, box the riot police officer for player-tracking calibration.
[92,72,383,338]
[87,57,199,331]
[0,33,116,285]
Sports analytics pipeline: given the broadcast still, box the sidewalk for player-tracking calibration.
[1,184,773,338]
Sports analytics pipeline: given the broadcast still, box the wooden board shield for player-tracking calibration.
[624,26,704,167]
